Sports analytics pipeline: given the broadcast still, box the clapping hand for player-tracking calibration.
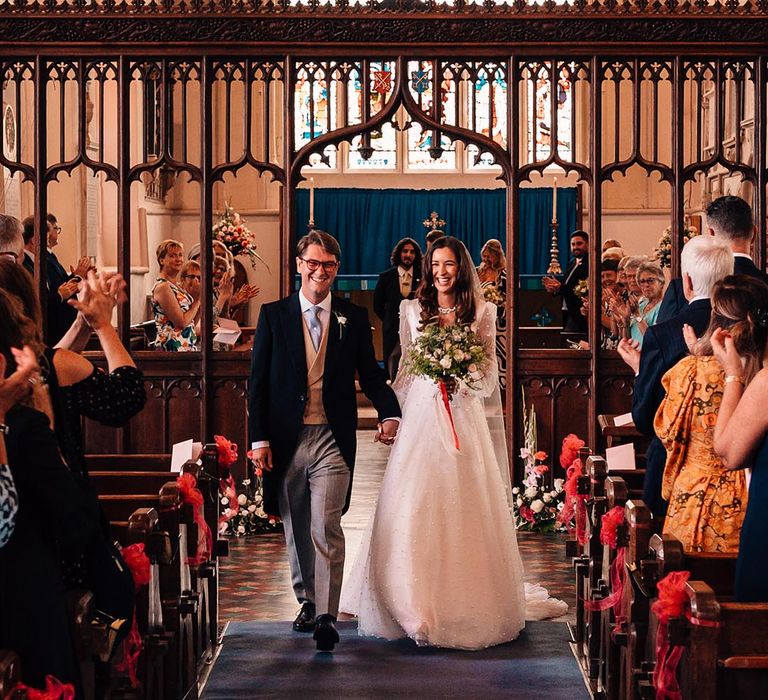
[711,327,745,376]
[682,323,699,353]
[67,270,116,330]
[57,278,80,302]
[541,276,561,294]
[617,337,642,374]
[231,284,260,310]
[71,256,95,279]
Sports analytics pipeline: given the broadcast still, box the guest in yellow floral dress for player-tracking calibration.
[655,274,768,552]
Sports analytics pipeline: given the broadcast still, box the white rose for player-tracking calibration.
[221,497,229,506]
[512,487,520,495]
[255,507,266,518]
[530,499,545,513]
[543,493,552,503]
[550,490,558,498]
[254,495,263,507]
[524,486,538,499]
[516,497,523,507]
[237,494,248,506]
[440,356,452,369]
[554,478,565,492]
[248,505,257,513]
[237,525,246,534]
[240,509,248,516]
[453,350,464,361]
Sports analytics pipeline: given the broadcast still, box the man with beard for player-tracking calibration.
[542,229,589,344]
[373,237,423,379]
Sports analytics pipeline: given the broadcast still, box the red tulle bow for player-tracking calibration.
[558,458,588,544]
[10,676,75,700]
[584,507,628,624]
[114,543,151,688]
[214,434,238,470]
[600,506,625,549]
[559,433,585,469]
[652,570,691,700]
[439,381,460,450]
[177,472,213,566]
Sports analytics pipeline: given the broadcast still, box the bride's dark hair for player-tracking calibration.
[417,236,476,330]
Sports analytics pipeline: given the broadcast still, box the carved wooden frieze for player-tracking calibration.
[2,16,768,46]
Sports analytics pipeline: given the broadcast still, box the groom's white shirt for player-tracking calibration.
[251,290,399,452]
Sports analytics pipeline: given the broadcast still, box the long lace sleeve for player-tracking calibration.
[471,301,500,399]
[391,299,416,405]
[0,462,18,548]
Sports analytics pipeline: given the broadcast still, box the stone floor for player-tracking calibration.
[218,430,576,624]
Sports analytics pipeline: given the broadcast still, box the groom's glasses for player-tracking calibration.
[300,257,339,273]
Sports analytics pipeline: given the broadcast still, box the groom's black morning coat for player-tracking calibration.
[248,293,401,517]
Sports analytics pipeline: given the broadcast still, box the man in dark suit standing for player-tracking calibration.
[248,230,401,651]
[657,195,768,322]
[542,229,589,342]
[617,235,734,516]
[373,237,422,379]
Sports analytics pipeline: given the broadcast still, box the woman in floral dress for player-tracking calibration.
[151,239,200,351]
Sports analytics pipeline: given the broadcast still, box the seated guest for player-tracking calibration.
[655,275,768,552]
[618,235,733,516]
[713,292,768,601]
[0,291,98,696]
[151,239,200,351]
[0,214,23,263]
[212,255,259,322]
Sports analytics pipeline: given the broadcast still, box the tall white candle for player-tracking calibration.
[309,177,315,225]
[552,177,558,222]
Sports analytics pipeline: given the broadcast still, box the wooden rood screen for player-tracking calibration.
[0,2,766,479]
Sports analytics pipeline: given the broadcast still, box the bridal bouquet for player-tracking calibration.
[212,201,268,270]
[653,224,699,269]
[406,322,487,449]
[483,285,504,306]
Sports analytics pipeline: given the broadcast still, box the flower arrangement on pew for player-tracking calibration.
[653,223,698,269]
[212,200,269,270]
[512,395,567,532]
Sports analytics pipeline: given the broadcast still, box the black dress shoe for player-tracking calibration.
[313,614,339,651]
[292,603,316,632]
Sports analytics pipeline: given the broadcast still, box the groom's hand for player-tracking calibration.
[250,446,273,472]
[375,419,399,446]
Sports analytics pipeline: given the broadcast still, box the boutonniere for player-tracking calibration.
[334,311,348,339]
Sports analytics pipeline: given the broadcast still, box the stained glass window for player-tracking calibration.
[295,62,337,169]
[466,64,507,171]
[525,62,573,163]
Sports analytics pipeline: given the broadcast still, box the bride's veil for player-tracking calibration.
[461,242,514,506]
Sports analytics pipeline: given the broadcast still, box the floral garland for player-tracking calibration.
[653,224,699,269]
[212,201,268,270]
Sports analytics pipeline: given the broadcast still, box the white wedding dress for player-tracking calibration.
[340,299,567,650]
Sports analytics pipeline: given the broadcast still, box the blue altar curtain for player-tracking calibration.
[294,187,577,276]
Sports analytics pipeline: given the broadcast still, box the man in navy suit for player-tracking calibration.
[542,230,589,341]
[618,235,734,516]
[248,230,401,651]
[373,237,422,379]
[657,195,768,322]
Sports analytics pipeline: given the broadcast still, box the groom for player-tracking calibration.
[248,230,401,651]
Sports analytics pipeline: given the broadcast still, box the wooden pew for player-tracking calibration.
[649,581,768,700]
[0,651,20,698]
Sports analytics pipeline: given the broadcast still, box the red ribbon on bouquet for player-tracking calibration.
[177,472,213,566]
[439,380,460,450]
[115,542,151,688]
[10,676,75,700]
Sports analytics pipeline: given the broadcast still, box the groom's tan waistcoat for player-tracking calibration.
[301,315,329,425]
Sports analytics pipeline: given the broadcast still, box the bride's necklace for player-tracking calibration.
[438,305,457,315]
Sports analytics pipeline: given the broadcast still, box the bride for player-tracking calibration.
[341,236,566,650]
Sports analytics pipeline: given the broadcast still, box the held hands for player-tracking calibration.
[250,446,273,472]
[374,419,399,446]
[711,327,745,377]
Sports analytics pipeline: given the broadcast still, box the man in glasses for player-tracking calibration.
[0,214,23,263]
[249,229,400,652]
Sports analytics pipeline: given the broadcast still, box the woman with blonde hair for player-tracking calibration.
[477,238,508,389]
[151,239,200,351]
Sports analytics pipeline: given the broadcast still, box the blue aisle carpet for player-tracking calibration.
[202,620,588,699]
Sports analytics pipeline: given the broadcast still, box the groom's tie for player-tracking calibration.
[308,305,322,351]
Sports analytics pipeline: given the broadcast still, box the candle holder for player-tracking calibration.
[308,216,315,231]
[546,219,562,275]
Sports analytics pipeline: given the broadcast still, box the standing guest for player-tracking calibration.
[657,196,768,323]
[373,237,422,379]
[38,213,93,347]
[542,229,589,341]
[151,239,200,351]
[248,230,400,651]
[618,235,733,516]
[713,304,768,601]
[20,216,34,274]
[603,238,622,252]
[628,261,664,345]
[655,275,768,552]
[477,239,508,390]
[0,214,23,263]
